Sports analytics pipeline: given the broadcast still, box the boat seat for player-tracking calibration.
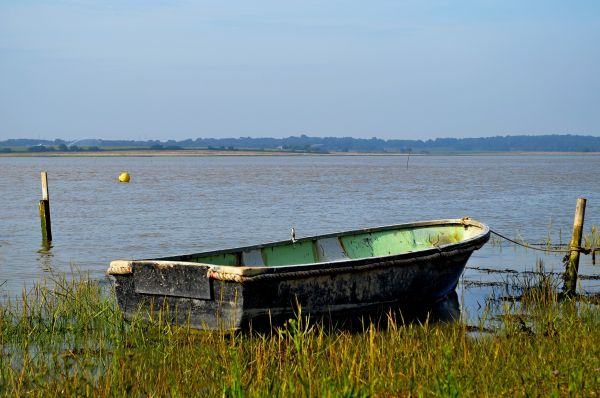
[316,237,349,262]
[242,249,265,266]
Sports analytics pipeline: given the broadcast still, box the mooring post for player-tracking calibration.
[39,171,52,242]
[563,197,586,297]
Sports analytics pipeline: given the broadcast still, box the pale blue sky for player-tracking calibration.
[1,0,599,140]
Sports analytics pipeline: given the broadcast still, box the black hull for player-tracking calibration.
[111,246,479,331]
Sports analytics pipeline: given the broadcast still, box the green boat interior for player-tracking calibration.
[173,223,483,268]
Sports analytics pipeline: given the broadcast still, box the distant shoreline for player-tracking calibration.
[4,134,600,154]
[1,149,600,157]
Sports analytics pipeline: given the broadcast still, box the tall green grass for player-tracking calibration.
[1,271,599,397]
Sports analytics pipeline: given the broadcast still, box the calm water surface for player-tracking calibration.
[1,155,599,319]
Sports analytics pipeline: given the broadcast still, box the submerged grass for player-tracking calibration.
[1,272,600,397]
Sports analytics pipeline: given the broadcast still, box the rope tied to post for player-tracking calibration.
[489,230,595,255]
[490,198,591,297]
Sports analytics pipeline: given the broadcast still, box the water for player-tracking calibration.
[1,155,599,320]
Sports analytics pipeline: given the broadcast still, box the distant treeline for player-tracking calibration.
[1,134,600,153]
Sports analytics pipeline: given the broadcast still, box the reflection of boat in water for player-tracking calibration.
[417,290,461,323]
[108,218,489,331]
[307,291,462,332]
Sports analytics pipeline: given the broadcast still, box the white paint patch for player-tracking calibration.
[242,249,265,266]
[316,237,348,262]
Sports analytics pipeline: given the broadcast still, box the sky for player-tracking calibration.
[1,0,599,141]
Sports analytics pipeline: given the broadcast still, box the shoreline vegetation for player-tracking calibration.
[1,148,600,157]
[1,270,599,396]
[2,134,600,156]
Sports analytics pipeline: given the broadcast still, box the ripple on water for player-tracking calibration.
[0,155,598,309]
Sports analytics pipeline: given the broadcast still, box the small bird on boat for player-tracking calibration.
[290,227,296,243]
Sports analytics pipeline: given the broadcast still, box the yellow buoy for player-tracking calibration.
[118,172,131,183]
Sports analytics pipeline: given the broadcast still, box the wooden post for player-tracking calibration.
[563,197,586,297]
[39,171,52,242]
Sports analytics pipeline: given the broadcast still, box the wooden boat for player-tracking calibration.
[108,217,489,330]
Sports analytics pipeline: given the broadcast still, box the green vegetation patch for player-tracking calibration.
[1,272,599,397]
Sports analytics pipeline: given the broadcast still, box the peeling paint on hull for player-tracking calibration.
[109,218,490,331]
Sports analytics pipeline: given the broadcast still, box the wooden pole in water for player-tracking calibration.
[39,171,52,242]
[563,197,586,297]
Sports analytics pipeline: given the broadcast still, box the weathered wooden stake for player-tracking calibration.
[39,171,52,242]
[563,197,586,297]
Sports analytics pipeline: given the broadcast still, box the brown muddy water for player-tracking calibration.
[1,155,599,323]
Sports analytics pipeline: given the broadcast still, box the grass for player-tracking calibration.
[583,225,600,259]
[1,272,600,397]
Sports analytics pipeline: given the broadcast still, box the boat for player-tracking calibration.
[108,217,489,330]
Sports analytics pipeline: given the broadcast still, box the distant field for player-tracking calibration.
[0,148,325,156]
[1,149,600,157]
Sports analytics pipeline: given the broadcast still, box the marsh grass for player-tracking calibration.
[1,271,600,397]
[583,225,600,263]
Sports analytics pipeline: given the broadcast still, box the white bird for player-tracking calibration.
[290,227,296,243]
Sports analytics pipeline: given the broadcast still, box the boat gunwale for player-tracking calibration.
[108,218,489,278]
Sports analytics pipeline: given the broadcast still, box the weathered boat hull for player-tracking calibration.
[109,218,489,330]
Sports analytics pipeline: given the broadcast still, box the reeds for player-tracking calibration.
[583,224,599,259]
[1,271,599,396]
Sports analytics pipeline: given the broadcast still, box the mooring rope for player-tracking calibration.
[489,229,595,255]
